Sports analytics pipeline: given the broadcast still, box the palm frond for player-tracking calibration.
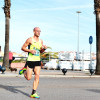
[47,46,52,50]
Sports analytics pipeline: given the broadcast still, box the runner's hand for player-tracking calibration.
[29,50,36,54]
[42,45,47,50]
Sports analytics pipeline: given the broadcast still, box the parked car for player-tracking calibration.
[58,60,72,70]
[44,59,58,69]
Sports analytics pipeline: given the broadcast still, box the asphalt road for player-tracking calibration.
[0,77,100,100]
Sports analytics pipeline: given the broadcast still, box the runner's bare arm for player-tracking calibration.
[40,39,47,53]
[21,38,36,54]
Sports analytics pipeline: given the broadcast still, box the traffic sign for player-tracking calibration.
[89,36,93,44]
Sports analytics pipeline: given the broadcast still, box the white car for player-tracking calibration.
[44,59,58,69]
[58,61,72,70]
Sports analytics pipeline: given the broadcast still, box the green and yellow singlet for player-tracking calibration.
[27,37,42,61]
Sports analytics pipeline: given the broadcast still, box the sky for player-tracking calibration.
[0,0,96,53]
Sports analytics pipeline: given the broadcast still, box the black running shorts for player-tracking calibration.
[26,61,41,69]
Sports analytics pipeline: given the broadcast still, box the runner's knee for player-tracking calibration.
[26,76,32,80]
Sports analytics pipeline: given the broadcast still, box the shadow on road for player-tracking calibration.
[0,84,29,97]
[86,89,100,93]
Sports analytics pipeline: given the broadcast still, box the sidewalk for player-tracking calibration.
[0,62,99,78]
[0,69,100,78]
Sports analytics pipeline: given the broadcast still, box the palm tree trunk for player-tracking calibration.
[2,0,11,69]
[94,0,100,74]
[2,17,10,68]
[95,12,100,74]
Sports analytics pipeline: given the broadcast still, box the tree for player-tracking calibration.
[41,52,58,61]
[41,47,58,61]
[2,0,11,68]
[94,0,100,74]
[41,46,52,61]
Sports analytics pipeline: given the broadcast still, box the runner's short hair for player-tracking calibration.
[33,27,40,31]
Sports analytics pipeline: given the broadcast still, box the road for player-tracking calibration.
[0,77,100,100]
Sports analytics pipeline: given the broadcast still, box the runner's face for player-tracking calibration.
[34,28,41,37]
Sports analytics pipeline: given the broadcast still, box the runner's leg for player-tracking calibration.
[24,66,33,80]
[33,66,41,90]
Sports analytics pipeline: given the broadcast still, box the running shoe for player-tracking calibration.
[19,67,27,75]
[30,93,40,99]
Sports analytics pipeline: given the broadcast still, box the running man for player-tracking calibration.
[21,27,47,99]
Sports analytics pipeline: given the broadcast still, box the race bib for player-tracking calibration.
[33,47,40,56]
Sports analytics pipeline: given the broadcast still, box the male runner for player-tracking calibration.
[21,27,47,99]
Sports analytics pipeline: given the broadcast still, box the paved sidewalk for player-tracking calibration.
[0,62,100,77]
[0,69,100,78]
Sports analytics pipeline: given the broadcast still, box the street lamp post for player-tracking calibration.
[76,11,81,60]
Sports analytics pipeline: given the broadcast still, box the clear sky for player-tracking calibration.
[0,0,96,53]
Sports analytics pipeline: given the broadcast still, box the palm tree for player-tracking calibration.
[2,0,11,69]
[41,46,52,61]
[41,46,58,63]
[41,51,58,61]
[94,0,100,74]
